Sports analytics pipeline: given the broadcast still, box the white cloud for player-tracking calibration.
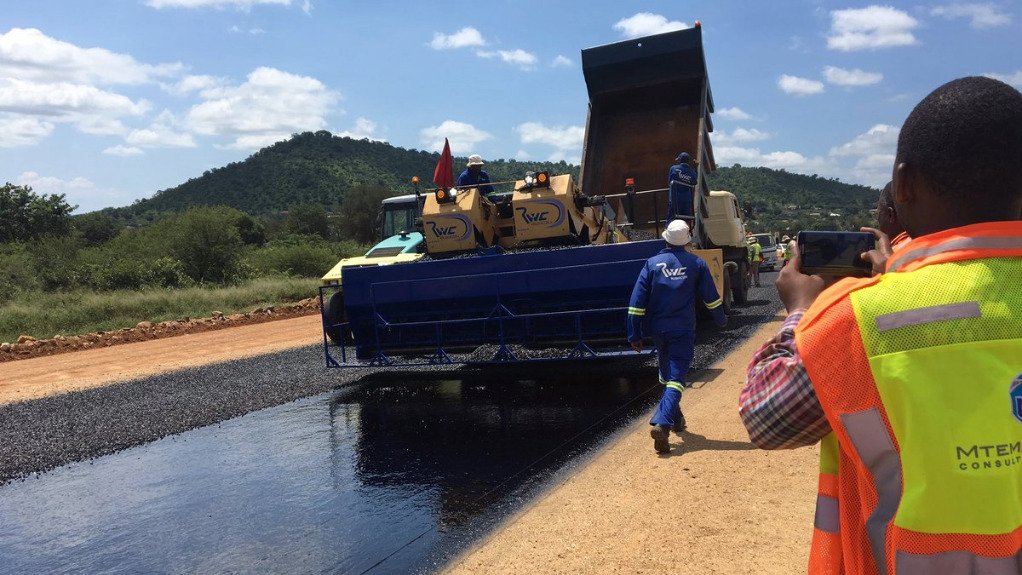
[827,6,919,51]
[0,28,183,85]
[103,145,144,156]
[550,55,572,68]
[515,122,584,150]
[778,74,825,96]
[931,4,1011,28]
[429,27,485,50]
[229,25,266,34]
[419,120,493,155]
[126,113,196,148]
[14,171,131,213]
[336,117,385,142]
[716,145,828,172]
[226,134,288,150]
[163,74,226,96]
[515,149,530,160]
[613,13,688,38]
[823,65,883,86]
[984,70,1022,87]
[145,0,293,9]
[829,124,899,158]
[184,66,339,150]
[715,128,771,145]
[476,49,537,70]
[0,115,55,147]
[514,122,583,164]
[0,78,149,138]
[828,124,900,186]
[717,107,751,121]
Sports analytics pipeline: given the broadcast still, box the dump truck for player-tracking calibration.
[320,23,748,366]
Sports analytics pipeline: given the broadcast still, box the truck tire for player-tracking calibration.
[324,292,352,345]
[731,260,749,305]
[722,268,734,315]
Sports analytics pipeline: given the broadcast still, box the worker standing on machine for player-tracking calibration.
[458,154,496,198]
[627,219,727,454]
[667,152,697,223]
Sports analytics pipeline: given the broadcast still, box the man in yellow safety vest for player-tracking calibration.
[739,76,1022,574]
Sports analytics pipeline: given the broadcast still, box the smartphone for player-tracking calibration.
[796,231,875,277]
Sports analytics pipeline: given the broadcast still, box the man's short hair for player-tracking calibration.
[896,76,1022,214]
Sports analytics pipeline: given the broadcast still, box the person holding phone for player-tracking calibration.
[628,219,726,454]
[738,76,1022,573]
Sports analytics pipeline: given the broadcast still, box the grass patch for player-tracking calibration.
[0,276,320,343]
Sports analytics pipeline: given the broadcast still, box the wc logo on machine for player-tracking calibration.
[429,214,472,241]
[1011,374,1022,424]
[516,200,565,228]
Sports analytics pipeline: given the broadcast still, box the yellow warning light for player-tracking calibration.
[524,171,550,190]
[412,176,420,184]
[436,187,455,204]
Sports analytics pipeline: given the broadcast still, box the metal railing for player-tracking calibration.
[318,254,655,368]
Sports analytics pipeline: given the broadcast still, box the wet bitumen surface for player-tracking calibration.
[0,276,781,574]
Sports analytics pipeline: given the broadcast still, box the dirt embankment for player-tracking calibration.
[0,297,322,364]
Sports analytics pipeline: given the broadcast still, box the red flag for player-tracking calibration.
[432,138,454,189]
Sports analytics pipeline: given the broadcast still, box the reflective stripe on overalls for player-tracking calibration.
[796,222,1022,575]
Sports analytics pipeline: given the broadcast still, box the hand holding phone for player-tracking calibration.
[796,231,876,278]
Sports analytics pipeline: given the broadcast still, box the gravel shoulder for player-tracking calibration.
[443,313,818,575]
[0,314,325,405]
[0,314,369,483]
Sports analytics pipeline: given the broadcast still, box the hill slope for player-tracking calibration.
[116,131,578,218]
[110,132,879,234]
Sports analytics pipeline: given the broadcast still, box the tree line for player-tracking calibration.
[0,182,382,302]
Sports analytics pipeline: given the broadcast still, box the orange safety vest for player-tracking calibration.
[890,231,911,251]
[795,221,1022,575]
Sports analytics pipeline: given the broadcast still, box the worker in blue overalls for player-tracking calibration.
[667,151,697,222]
[458,154,496,198]
[627,219,727,454]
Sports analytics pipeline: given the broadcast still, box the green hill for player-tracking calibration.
[113,131,579,219]
[107,131,879,235]
[707,165,880,235]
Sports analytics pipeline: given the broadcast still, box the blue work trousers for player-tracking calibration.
[649,331,695,428]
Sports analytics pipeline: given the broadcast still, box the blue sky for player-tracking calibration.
[2,1,1019,213]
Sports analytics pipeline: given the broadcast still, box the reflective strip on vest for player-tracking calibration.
[875,301,980,332]
[815,495,839,534]
[887,235,1022,272]
[841,408,903,575]
[896,549,1022,575]
[815,433,841,534]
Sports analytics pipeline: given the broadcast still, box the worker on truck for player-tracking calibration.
[667,152,697,222]
[458,154,495,198]
[627,219,727,454]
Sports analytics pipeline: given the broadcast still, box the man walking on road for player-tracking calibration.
[738,76,1022,574]
[628,219,727,454]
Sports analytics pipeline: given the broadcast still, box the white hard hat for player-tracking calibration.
[662,219,692,246]
[467,154,484,166]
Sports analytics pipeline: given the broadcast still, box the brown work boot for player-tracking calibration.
[650,425,671,453]
[672,412,687,434]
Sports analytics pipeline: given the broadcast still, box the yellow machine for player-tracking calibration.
[421,171,615,256]
[420,187,499,254]
[508,172,612,246]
